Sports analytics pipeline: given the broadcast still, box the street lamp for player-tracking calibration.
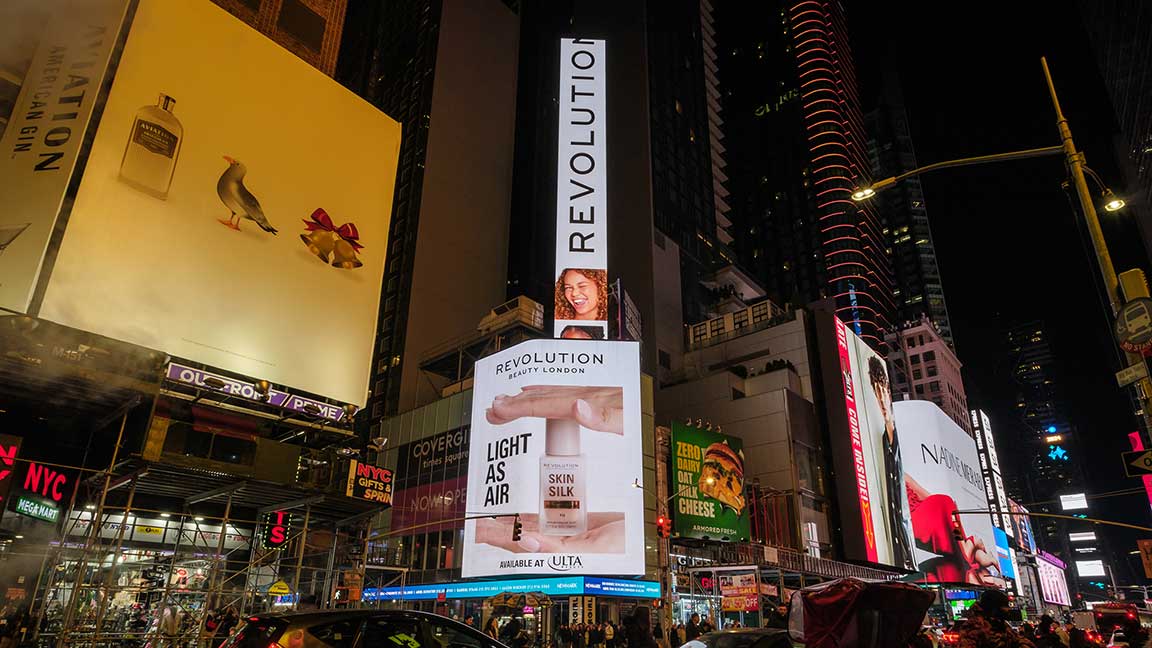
[633,477,713,504]
[851,57,1148,434]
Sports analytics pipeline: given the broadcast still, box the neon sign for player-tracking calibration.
[23,463,67,502]
[261,510,290,550]
[1048,445,1068,461]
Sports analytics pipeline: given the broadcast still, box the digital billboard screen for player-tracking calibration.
[554,39,608,339]
[824,316,915,569]
[1037,552,1071,607]
[27,0,400,406]
[1008,498,1037,554]
[670,422,750,541]
[896,401,998,585]
[462,339,644,577]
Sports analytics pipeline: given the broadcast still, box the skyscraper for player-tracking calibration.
[338,0,520,418]
[1003,321,1087,566]
[866,76,954,346]
[716,0,896,349]
[1078,0,1152,265]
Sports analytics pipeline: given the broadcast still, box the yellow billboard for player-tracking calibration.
[36,0,401,405]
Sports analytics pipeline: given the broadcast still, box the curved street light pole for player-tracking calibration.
[852,58,1152,438]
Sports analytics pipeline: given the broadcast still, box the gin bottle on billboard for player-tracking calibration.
[118,94,183,199]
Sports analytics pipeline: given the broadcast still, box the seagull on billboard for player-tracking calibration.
[216,156,277,234]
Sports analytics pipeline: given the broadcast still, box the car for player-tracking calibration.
[1108,631,1130,648]
[220,609,510,648]
[679,628,793,648]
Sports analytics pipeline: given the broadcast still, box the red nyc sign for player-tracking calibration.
[24,463,67,502]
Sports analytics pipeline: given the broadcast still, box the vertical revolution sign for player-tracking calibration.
[554,39,607,339]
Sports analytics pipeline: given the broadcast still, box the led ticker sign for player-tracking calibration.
[261,511,291,550]
[345,460,394,506]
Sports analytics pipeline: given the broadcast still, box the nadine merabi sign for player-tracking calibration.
[554,38,608,340]
[345,460,393,506]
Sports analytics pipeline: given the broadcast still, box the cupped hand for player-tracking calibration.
[474,513,625,554]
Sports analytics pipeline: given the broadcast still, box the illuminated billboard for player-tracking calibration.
[824,316,915,568]
[0,0,131,313]
[670,421,750,541]
[1037,552,1071,607]
[895,401,998,586]
[554,39,607,339]
[1075,560,1107,578]
[462,339,644,577]
[27,0,400,406]
[1008,498,1037,554]
[1060,493,1088,511]
[972,409,1012,535]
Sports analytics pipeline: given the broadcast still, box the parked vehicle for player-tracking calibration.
[220,609,509,648]
[679,628,792,648]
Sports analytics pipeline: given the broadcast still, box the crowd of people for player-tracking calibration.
[907,590,1151,648]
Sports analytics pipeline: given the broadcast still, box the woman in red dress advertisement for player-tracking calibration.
[905,474,1000,585]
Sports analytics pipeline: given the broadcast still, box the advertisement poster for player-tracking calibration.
[993,527,1017,580]
[345,460,394,506]
[554,39,608,340]
[462,339,643,577]
[1008,499,1037,554]
[832,318,915,568]
[34,0,401,406]
[1037,552,1071,607]
[719,573,758,612]
[0,0,130,313]
[670,422,750,541]
[895,401,1000,586]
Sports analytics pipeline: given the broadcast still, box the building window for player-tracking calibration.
[907,337,916,348]
[912,369,922,380]
[733,310,749,329]
[751,302,770,323]
[692,324,708,342]
[915,384,924,395]
[709,318,725,335]
[929,381,941,393]
[927,365,938,377]
[659,349,671,370]
[910,354,921,365]
[923,350,936,361]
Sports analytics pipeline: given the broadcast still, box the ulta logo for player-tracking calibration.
[548,555,583,571]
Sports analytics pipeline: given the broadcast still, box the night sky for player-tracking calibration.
[852,0,1152,584]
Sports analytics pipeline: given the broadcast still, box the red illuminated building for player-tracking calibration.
[717,0,896,348]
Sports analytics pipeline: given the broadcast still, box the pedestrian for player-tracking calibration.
[957,590,1033,648]
[699,616,714,634]
[215,606,239,641]
[1032,615,1063,648]
[625,609,658,648]
[685,614,701,642]
[606,620,617,648]
[485,617,500,640]
[652,619,664,648]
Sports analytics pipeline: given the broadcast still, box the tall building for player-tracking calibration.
[716,0,896,350]
[210,0,348,75]
[337,0,520,418]
[885,314,970,435]
[1002,321,1087,567]
[865,76,954,346]
[1078,0,1152,265]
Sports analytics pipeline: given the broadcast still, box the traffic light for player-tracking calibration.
[511,515,523,542]
[656,515,670,538]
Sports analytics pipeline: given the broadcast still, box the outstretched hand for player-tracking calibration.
[485,386,624,434]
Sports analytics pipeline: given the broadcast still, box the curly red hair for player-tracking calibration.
[554,268,608,321]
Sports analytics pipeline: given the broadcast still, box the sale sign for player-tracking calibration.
[719,573,759,612]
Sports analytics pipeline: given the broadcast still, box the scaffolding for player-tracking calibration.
[28,456,398,647]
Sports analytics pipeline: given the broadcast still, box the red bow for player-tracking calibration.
[303,208,363,250]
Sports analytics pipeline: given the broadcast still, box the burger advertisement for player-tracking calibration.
[670,421,750,541]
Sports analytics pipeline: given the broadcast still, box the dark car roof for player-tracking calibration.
[700,629,788,636]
